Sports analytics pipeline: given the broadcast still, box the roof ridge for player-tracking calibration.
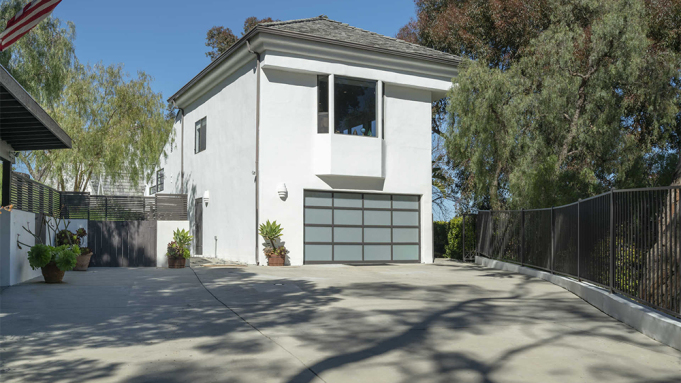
[260,15,341,27]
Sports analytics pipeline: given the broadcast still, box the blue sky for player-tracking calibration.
[52,0,417,101]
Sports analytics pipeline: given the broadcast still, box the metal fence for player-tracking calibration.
[9,172,187,221]
[476,187,681,318]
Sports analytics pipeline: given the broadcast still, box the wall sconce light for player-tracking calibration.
[277,183,288,200]
[203,190,210,206]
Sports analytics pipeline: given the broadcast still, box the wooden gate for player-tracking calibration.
[87,220,157,267]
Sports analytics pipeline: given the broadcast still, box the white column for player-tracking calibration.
[377,80,383,138]
[328,74,334,135]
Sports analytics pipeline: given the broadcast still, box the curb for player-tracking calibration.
[475,256,681,351]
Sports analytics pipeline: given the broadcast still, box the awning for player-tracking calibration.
[0,64,71,151]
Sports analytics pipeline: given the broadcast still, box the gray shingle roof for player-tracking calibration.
[260,15,462,64]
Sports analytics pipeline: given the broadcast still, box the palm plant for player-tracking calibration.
[259,220,283,249]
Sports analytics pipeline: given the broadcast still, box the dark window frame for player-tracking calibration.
[333,76,378,138]
[156,168,165,193]
[195,117,206,153]
[317,75,329,134]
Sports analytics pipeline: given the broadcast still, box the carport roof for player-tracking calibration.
[0,64,71,151]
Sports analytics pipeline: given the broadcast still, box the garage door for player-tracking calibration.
[304,191,420,263]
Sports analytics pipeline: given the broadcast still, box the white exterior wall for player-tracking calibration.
[148,61,257,263]
[259,66,435,266]
[155,220,191,267]
[0,209,41,286]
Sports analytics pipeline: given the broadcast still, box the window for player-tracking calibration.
[149,185,157,195]
[317,75,329,133]
[156,169,164,193]
[195,117,206,153]
[334,77,377,137]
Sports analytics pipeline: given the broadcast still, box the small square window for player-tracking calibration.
[195,117,206,153]
[156,169,165,192]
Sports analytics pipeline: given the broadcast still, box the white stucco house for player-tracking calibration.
[150,16,460,265]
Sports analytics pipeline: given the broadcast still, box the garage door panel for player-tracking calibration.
[334,245,362,261]
[364,228,391,242]
[305,245,332,261]
[305,208,332,224]
[364,210,391,226]
[365,245,391,260]
[304,191,420,263]
[334,227,362,242]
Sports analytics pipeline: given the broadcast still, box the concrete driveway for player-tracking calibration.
[1,260,679,383]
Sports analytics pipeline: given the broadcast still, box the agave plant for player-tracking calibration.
[258,220,283,249]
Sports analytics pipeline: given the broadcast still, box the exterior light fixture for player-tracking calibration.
[203,190,210,206]
[277,183,288,200]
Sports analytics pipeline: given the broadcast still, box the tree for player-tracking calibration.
[205,17,277,60]
[447,0,679,209]
[0,0,75,106]
[400,0,681,209]
[21,62,172,192]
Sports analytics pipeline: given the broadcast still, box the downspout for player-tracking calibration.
[172,101,185,194]
[247,40,261,266]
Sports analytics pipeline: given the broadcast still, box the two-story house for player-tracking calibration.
[150,16,460,265]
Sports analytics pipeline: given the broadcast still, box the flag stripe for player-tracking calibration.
[0,0,61,39]
[0,0,62,51]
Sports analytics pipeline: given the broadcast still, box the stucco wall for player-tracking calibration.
[259,68,435,265]
[148,60,257,263]
[0,209,41,286]
[156,220,191,268]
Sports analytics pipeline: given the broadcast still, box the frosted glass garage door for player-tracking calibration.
[304,191,420,263]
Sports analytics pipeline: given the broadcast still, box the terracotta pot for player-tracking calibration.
[41,262,65,283]
[268,255,285,266]
[168,257,186,269]
[73,252,93,271]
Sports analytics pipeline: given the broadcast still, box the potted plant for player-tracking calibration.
[57,228,92,271]
[259,220,287,266]
[167,228,192,268]
[27,244,79,283]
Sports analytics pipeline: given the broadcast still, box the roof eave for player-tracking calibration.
[168,25,461,104]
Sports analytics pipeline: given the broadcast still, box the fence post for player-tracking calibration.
[105,197,108,221]
[520,208,525,266]
[609,189,615,294]
[462,214,466,261]
[551,206,555,274]
[577,198,581,282]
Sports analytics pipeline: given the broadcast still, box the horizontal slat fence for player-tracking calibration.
[476,187,681,318]
[9,172,187,221]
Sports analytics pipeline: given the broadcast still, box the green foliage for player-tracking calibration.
[27,244,52,270]
[167,228,192,259]
[444,217,476,260]
[0,0,75,106]
[259,220,283,249]
[56,228,87,247]
[54,245,79,271]
[433,221,449,257]
[264,245,289,259]
[205,17,277,60]
[444,0,680,209]
[27,244,78,271]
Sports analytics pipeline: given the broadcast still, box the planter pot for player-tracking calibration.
[41,262,65,283]
[168,257,186,269]
[73,252,93,271]
[268,255,285,266]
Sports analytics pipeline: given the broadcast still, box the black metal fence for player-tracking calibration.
[9,172,187,221]
[476,187,681,318]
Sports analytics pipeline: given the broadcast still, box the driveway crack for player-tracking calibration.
[189,266,326,382]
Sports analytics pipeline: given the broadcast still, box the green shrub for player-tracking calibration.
[167,228,193,259]
[433,221,449,257]
[443,217,477,260]
[28,244,52,269]
[259,220,283,249]
[27,244,79,271]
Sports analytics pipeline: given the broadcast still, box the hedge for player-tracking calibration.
[433,217,476,260]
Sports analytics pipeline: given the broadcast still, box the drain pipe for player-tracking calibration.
[172,101,185,194]
[247,40,261,266]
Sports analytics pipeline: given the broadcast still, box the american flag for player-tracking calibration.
[0,0,63,52]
